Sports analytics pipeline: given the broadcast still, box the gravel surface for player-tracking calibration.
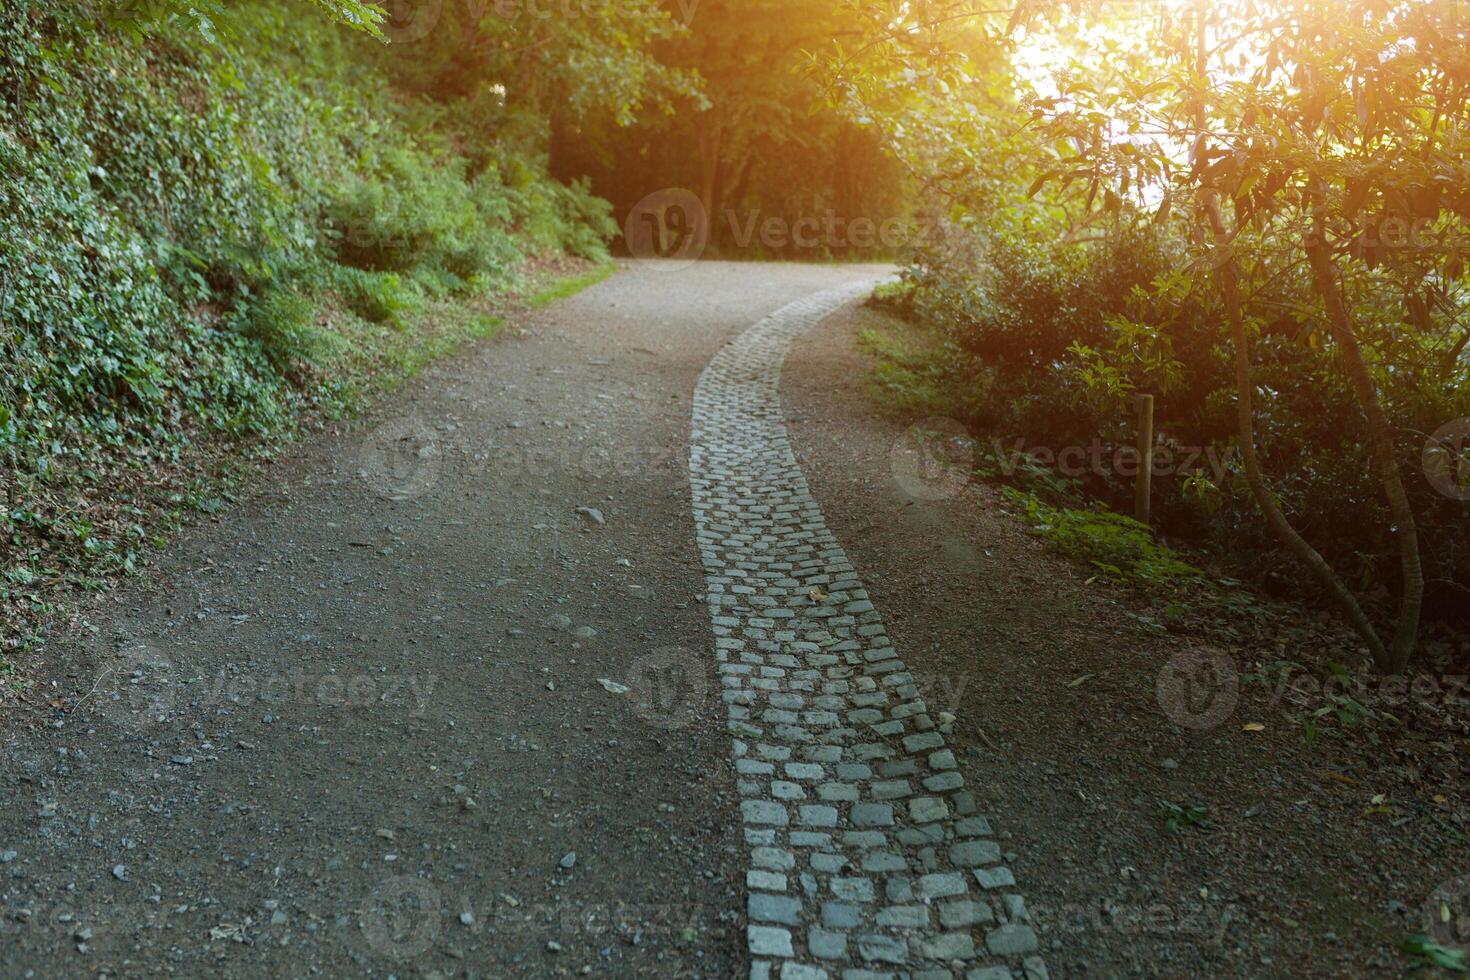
[0,261,886,979]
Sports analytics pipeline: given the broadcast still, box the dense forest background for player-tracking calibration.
[546,1,911,259]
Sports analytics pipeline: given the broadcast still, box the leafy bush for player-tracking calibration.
[335,268,410,327]
[550,179,620,260]
[873,219,1470,616]
[325,146,610,289]
[239,288,336,376]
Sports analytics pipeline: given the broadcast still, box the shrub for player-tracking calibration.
[872,217,1470,613]
[335,268,410,327]
[239,288,335,375]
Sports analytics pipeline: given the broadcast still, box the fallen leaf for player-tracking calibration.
[1067,674,1095,688]
[1242,722,1266,732]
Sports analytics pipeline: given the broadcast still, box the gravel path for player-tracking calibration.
[0,261,929,979]
[691,286,1046,980]
[6,260,1441,980]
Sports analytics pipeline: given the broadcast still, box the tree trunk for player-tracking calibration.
[1203,195,1394,668]
[1303,206,1423,674]
[725,152,758,217]
[696,119,724,245]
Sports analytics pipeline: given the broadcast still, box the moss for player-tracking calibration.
[525,262,617,309]
[1003,487,1203,583]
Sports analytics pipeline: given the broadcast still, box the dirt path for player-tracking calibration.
[6,261,1449,980]
[0,262,894,979]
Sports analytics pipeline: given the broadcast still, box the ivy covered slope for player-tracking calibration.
[0,1,617,655]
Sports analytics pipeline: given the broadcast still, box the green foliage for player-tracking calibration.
[854,329,993,422]
[975,443,1083,506]
[336,268,410,327]
[861,214,1470,609]
[870,280,915,307]
[1293,678,1381,749]
[240,288,339,375]
[546,180,620,261]
[106,0,385,40]
[551,0,911,260]
[377,0,698,130]
[1402,934,1469,973]
[0,0,616,455]
[1004,488,1203,584]
[329,148,513,283]
[819,0,1470,666]
[1156,800,1212,833]
[0,0,622,652]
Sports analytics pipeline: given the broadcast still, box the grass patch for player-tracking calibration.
[855,326,994,422]
[1004,487,1203,584]
[367,307,505,390]
[525,262,616,309]
[320,292,507,408]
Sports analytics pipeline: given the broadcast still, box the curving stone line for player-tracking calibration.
[689,283,1048,980]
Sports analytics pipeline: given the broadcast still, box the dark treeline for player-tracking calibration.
[548,0,910,259]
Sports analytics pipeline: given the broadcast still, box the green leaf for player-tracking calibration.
[1402,935,1469,973]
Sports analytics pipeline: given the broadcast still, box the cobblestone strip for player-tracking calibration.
[689,284,1048,980]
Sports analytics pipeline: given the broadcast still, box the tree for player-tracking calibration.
[819,0,1470,673]
[375,0,699,150]
[552,0,911,257]
[106,0,386,38]
[1027,0,1467,673]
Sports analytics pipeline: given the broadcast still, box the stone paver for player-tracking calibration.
[688,283,1046,977]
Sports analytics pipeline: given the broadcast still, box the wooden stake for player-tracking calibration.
[1135,393,1155,526]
